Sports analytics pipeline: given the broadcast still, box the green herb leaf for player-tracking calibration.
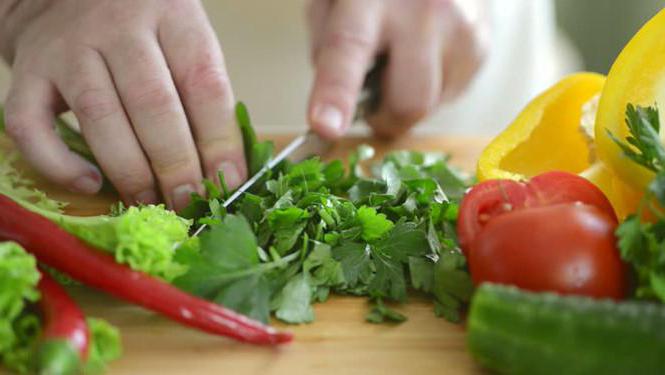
[268,207,310,254]
[366,299,407,324]
[357,206,394,242]
[274,273,315,323]
[212,274,272,323]
[409,257,435,293]
[608,104,665,173]
[333,242,372,288]
[236,102,274,176]
[375,221,430,262]
[602,103,665,303]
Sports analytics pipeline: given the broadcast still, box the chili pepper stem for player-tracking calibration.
[35,340,81,375]
[35,269,90,374]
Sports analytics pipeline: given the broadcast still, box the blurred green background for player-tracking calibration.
[556,0,663,73]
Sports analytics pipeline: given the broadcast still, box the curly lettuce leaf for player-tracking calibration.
[0,242,40,355]
[83,318,122,375]
[0,242,40,374]
[0,152,66,214]
[20,202,191,281]
[111,205,191,280]
[1,313,40,374]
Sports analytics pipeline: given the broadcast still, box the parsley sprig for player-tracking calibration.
[610,103,665,301]
[607,104,665,173]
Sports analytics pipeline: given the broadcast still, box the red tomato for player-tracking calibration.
[457,171,616,255]
[468,204,626,299]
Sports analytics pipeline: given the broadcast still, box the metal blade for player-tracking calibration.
[192,131,331,237]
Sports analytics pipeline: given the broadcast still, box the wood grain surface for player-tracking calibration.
[1,134,490,375]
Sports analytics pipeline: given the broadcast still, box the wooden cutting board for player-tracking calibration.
[1,134,490,375]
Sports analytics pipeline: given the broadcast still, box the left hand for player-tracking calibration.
[305,0,490,139]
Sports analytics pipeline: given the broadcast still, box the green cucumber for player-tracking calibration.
[468,284,665,375]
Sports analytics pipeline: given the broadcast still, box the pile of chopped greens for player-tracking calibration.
[174,103,474,324]
[611,104,665,301]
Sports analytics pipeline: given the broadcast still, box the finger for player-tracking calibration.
[305,0,333,62]
[103,36,204,211]
[439,10,489,102]
[159,7,246,189]
[307,0,383,138]
[57,47,158,205]
[4,73,103,194]
[368,6,444,139]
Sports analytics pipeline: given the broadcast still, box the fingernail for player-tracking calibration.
[133,189,158,205]
[171,184,195,211]
[217,161,242,190]
[313,104,344,137]
[71,173,102,194]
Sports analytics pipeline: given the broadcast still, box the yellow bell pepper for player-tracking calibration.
[477,73,604,181]
[595,8,665,194]
[477,9,665,220]
[578,161,642,221]
[476,73,640,219]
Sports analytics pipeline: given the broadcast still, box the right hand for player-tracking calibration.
[0,0,246,211]
[305,0,489,139]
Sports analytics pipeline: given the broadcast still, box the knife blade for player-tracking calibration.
[191,131,332,237]
[191,55,386,237]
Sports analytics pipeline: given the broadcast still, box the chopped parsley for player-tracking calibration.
[175,103,474,324]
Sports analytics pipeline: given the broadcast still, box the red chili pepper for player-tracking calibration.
[35,269,89,374]
[0,194,292,345]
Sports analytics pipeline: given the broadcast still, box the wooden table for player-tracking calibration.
[1,135,490,375]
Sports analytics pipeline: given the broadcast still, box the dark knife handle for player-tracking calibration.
[354,53,388,121]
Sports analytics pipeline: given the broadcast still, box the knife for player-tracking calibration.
[191,131,333,237]
[192,55,386,237]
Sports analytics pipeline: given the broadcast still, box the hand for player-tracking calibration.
[0,0,246,210]
[306,0,489,139]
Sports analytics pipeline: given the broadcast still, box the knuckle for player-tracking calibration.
[179,63,231,102]
[72,88,119,122]
[150,151,198,178]
[197,135,232,153]
[112,168,154,194]
[124,78,179,115]
[113,163,152,190]
[197,135,241,165]
[315,72,359,102]
[322,30,374,60]
[3,111,29,142]
[387,76,436,124]
[368,118,409,141]
[391,102,430,125]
